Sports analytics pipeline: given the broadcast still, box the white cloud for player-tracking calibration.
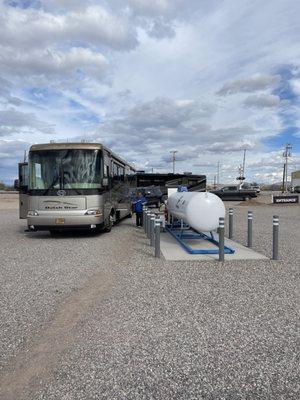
[127,0,172,15]
[217,74,281,95]
[146,18,176,39]
[0,47,109,80]
[0,108,54,136]
[0,139,31,182]
[0,5,137,50]
[243,94,281,108]
[85,97,262,172]
[0,77,26,106]
[290,78,300,96]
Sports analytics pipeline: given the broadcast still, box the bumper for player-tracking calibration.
[27,214,103,230]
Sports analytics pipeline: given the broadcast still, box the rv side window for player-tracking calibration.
[112,163,124,180]
[113,163,118,177]
[118,165,124,181]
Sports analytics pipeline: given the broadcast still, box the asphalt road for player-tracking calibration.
[0,204,299,399]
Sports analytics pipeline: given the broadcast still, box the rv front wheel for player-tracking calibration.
[103,215,113,233]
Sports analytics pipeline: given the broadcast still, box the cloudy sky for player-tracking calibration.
[0,0,300,184]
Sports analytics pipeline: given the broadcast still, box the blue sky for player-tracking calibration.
[0,0,299,184]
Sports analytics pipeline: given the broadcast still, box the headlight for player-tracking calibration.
[27,210,39,216]
[85,209,101,216]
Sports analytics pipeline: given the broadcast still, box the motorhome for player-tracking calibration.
[16,142,135,233]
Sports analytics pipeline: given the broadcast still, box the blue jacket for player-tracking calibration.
[133,196,147,212]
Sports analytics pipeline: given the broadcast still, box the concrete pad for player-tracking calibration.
[160,230,268,261]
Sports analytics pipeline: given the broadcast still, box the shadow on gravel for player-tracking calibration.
[17,218,136,239]
[22,229,106,239]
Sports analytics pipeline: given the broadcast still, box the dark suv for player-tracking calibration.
[131,186,163,207]
[293,186,300,193]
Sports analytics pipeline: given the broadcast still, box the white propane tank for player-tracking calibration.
[168,192,225,232]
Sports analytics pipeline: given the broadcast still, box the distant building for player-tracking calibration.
[291,170,300,187]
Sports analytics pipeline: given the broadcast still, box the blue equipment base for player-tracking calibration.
[165,223,235,255]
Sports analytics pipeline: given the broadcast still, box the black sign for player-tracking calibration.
[273,195,299,204]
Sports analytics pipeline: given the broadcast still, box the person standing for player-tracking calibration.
[132,191,147,227]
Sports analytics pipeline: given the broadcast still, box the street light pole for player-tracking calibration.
[217,161,220,185]
[170,150,178,174]
[283,143,292,193]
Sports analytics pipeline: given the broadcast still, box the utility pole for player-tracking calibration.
[282,143,292,193]
[242,149,247,179]
[217,161,220,185]
[170,150,178,174]
[236,149,247,188]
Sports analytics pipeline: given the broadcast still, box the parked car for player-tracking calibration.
[241,183,261,194]
[210,185,257,201]
[130,186,163,207]
[250,185,261,194]
[294,186,300,193]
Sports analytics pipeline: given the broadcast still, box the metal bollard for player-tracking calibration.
[145,209,149,235]
[147,213,151,239]
[247,211,253,248]
[142,207,146,230]
[218,217,225,262]
[228,208,233,239]
[272,215,279,260]
[144,210,148,234]
[150,214,155,246]
[155,218,161,258]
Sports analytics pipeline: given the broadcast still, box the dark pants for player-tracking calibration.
[136,211,143,227]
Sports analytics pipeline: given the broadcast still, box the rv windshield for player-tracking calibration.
[29,149,102,190]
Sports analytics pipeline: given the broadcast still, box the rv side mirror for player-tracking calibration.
[14,179,20,190]
[102,178,109,187]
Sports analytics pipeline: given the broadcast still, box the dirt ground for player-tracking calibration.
[0,193,18,209]
[0,191,299,399]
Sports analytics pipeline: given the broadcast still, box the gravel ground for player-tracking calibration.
[0,202,299,399]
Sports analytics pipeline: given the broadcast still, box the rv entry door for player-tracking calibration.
[18,162,29,219]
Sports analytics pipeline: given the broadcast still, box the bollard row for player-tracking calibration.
[142,208,161,258]
[226,208,280,260]
[143,208,279,261]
